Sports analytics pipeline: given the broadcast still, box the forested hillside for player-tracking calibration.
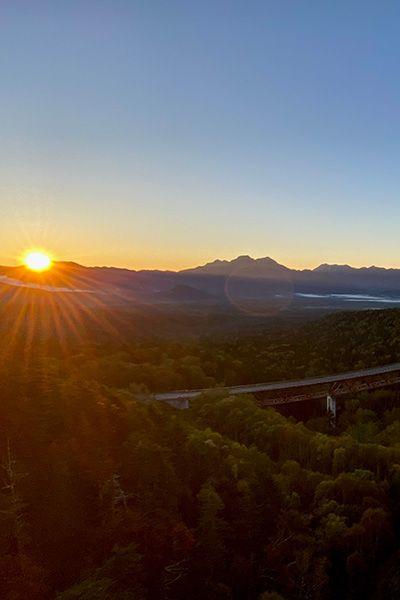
[2,309,400,598]
[2,371,400,599]
[25,308,400,394]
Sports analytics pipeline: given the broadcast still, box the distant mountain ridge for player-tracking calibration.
[3,255,400,309]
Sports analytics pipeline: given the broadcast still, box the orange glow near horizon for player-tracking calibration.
[23,251,53,272]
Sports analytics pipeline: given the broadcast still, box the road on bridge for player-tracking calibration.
[153,362,400,407]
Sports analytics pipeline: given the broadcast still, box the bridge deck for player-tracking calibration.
[154,362,400,402]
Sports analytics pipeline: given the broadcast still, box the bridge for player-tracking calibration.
[154,362,400,422]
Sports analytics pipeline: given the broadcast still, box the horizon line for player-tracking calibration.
[4,254,400,273]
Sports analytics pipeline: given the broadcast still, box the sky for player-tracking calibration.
[1,1,400,270]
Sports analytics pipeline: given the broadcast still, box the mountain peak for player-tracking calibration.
[314,263,353,273]
[180,255,289,276]
[234,255,253,263]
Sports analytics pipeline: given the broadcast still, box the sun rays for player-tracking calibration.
[0,257,135,368]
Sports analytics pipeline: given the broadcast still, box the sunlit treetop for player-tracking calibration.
[23,251,53,272]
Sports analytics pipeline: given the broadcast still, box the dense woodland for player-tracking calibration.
[33,307,400,394]
[2,308,400,598]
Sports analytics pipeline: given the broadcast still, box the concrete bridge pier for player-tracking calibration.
[326,394,337,429]
[164,398,189,410]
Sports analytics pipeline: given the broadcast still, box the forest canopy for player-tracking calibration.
[2,309,400,598]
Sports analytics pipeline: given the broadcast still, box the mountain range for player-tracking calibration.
[2,255,400,311]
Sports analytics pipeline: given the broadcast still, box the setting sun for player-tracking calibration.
[23,251,53,272]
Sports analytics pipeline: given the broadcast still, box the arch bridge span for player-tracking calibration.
[153,363,400,418]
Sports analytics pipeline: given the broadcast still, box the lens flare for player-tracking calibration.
[23,251,52,272]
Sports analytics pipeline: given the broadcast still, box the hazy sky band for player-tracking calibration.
[1,1,400,269]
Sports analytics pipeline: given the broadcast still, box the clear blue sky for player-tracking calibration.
[1,1,400,269]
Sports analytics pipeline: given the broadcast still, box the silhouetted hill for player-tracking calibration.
[156,284,213,302]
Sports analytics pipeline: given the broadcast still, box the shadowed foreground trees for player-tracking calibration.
[2,356,400,598]
[2,309,400,597]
